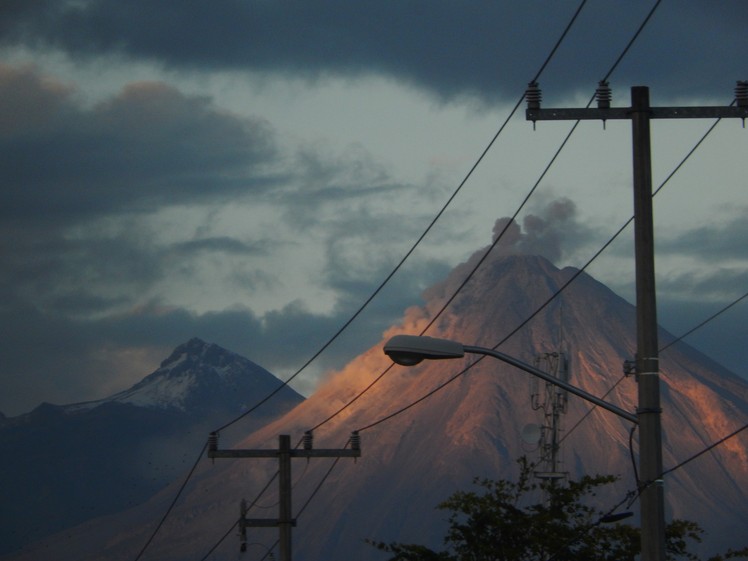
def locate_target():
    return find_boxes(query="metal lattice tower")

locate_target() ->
[530,351,569,484]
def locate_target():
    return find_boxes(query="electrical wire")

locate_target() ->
[129,2,592,552]
[310,0,668,437]
[308,364,395,432]
[132,442,207,561]
[627,418,748,512]
[530,277,748,489]
[197,520,238,561]
[523,414,748,561]
[352,210,631,434]
[210,0,590,438]
[659,289,748,354]
[203,455,345,560]
[298,27,748,561]
[302,0,591,434]
[191,6,600,555]
[198,8,605,552]
[542,418,748,561]
[348,80,735,443]
[140,2,748,558]
[542,489,638,561]
[197,470,280,560]
[662,421,748,477]
[397,0,662,346]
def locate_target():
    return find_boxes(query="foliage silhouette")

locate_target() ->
[368,459,748,561]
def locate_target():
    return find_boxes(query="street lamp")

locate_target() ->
[383,334,637,424]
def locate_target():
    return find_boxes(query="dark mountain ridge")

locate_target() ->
[0,337,303,556]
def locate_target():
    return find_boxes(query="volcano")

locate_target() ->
[6,248,748,561]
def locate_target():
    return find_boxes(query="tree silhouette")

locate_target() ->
[368,459,748,561]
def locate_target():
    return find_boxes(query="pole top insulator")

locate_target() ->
[303,430,313,450]
[526,81,542,110]
[736,80,748,108]
[350,430,361,452]
[596,80,612,109]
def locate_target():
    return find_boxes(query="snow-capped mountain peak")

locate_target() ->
[108,337,296,413]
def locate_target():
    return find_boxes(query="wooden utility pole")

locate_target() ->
[208,431,361,561]
[526,80,747,561]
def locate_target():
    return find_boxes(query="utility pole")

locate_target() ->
[208,431,361,561]
[526,80,748,561]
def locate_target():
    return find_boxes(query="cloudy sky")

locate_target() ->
[1,1,747,416]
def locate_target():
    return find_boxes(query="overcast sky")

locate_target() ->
[1,1,747,416]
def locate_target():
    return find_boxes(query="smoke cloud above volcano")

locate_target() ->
[493,198,587,263]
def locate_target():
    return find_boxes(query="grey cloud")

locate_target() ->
[170,237,267,257]
[0,227,161,315]
[2,1,745,103]
[658,216,748,262]
[0,62,290,322]
[658,268,748,303]
[0,65,279,225]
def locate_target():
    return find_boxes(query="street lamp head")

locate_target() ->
[599,511,635,524]
[383,335,465,366]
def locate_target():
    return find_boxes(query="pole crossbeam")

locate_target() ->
[527,106,748,122]
[208,449,361,459]
[525,83,745,561]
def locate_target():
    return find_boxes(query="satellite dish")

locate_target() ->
[521,423,542,445]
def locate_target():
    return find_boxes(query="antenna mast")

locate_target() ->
[530,349,569,484]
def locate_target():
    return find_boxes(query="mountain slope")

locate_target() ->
[6,253,748,561]
[0,338,303,556]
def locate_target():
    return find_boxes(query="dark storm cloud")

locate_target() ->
[1,232,163,316]
[0,62,286,321]
[2,1,746,103]
[658,268,748,303]
[0,64,279,225]
[658,216,748,262]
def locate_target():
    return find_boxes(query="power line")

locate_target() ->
[189,5,600,557]
[350,104,733,454]
[306,0,667,436]
[533,282,748,480]
[659,289,748,354]
[197,471,280,561]
[211,0,590,437]
[129,6,590,553]
[197,520,239,561]
[541,418,748,561]
[132,442,207,561]
[132,2,705,557]
[351,80,739,436]
[201,100,742,561]
[662,421,748,477]
[403,0,665,344]
[297,0,592,435]
[301,85,744,561]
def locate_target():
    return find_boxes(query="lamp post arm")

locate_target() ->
[463,346,637,424]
